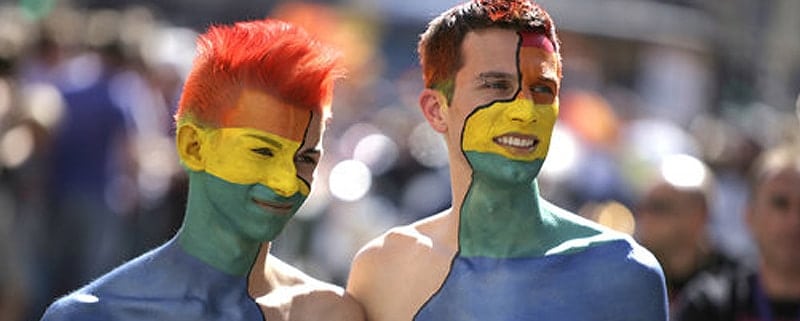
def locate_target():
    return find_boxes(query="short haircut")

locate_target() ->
[175,19,343,127]
[417,0,561,102]
[748,143,800,198]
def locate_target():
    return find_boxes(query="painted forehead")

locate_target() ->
[221,89,314,142]
[519,31,554,53]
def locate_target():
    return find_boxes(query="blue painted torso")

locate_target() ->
[415,238,667,321]
[40,238,264,321]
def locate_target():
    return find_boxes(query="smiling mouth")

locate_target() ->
[252,198,294,214]
[493,133,539,152]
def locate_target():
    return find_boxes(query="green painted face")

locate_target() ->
[179,89,324,243]
[193,170,306,241]
[462,97,557,183]
[193,124,315,241]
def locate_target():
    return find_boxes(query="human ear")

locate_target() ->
[176,123,205,172]
[419,88,448,133]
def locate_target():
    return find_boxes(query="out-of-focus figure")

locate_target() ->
[635,154,738,316]
[675,144,800,321]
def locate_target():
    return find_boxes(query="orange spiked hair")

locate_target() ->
[175,19,343,127]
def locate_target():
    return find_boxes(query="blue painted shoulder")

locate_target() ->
[40,293,109,321]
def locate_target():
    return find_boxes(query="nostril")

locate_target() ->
[510,116,537,123]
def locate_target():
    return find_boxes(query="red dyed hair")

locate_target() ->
[175,19,343,127]
[418,0,560,102]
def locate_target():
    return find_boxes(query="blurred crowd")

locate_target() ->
[0,1,798,320]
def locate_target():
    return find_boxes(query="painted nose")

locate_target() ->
[505,95,537,123]
[264,169,299,198]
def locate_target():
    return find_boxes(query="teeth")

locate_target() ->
[497,136,535,148]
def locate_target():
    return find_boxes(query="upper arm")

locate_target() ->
[290,288,366,321]
[619,244,669,320]
[327,292,366,321]
[40,296,107,321]
[347,230,424,321]
[346,237,395,321]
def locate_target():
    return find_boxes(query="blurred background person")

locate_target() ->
[634,154,739,315]
[675,143,800,321]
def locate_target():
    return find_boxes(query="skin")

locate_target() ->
[349,26,666,321]
[746,166,800,299]
[347,28,588,321]
[635,181,709,283]
[179,88,364,321]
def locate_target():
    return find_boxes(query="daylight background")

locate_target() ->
[0,0,798,320]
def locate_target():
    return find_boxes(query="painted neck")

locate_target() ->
[458,169,554,258]
[178,174,261,277]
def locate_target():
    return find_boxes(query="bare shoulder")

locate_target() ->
[257,255,365,321]
[347,211,456,321]
[351,211,455,274]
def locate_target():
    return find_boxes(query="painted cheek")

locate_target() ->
[533,102,558,159]
[462,99,558,161]
[202,129,309,198]
[257,157,307,198]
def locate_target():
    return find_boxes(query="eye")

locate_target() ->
[769,195,790,211]
[481,80,513,91]
[294,154,319,166]
[251,147,274,157]
[531,85,554,95]
[529,84,556,104]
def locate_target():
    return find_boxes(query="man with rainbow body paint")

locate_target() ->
[41,19,364,321]
[346,1,669,320]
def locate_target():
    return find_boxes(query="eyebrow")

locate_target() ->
[477,71,515,82]
[538,75,558,87]
[245,134,283,148]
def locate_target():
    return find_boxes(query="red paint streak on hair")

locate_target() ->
[520,31,554,53]
[176,19,343,126]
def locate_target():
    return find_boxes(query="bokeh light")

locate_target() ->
[329,159,372,202]
[140,26,197,78]
[338,122,380,158]
[660,154,707,189]
[541,124,581,180]
[408,122,448,168]
[0,79,10,120]
[23,83,64,129]
[624,118,699,163]
[353,133,399,175]
[0,125,34,168]
[595,201,636,236]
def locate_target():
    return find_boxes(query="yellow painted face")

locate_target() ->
[459,34,560,162]
[178,88,323,198]
[198,127,310,197]
[463,98,558,161]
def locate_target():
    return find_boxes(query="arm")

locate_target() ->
[280,287,366,321]
[40,295,107,321]
[619,242,670,321]
[347,227,446,321]
[347,236,407,321]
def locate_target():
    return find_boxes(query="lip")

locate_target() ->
[492,133,539,153]
[252,198,294,215]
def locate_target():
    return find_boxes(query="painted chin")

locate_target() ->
[492,133,539,156]
[252,198,295,215]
